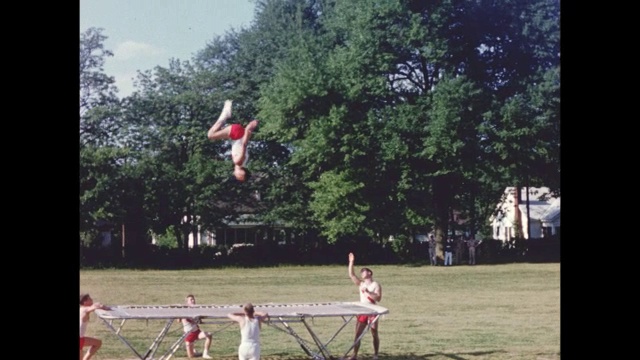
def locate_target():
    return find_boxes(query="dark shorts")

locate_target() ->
[80,337,85,350]
[229,124,245,140]
[185,329,201,343]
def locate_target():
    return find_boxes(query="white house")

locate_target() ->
[152,213,291,249]
[489,187,560,242]
[185,214,288,248]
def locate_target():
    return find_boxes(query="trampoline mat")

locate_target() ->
[96,301,388,320]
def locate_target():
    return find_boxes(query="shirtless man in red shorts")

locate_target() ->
[207,100,258,182]
[80,293,110,360]
[347,252,382,360]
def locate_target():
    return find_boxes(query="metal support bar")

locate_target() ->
[143,319,175,359]
[301,317,334,360]
[266,315,365,360]
[100,318,180,360]
[274,317,321,359]
[158,328,190,360]
[96,303,388,360]
[99,317,144,359]
[340,314,380,359]
[325,315,354,348]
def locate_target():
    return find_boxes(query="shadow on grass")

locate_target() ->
[106,349,548,360]
[341,350,509,360]
[257,350,509,360]
[424,350,507,359]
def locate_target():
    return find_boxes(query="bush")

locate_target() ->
[79,234,559,269]
[226,243,259,266]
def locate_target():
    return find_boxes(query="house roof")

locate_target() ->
[540,198,560,223]
[490,187,560,225]
[222,214,289,228]
[518,202,552,220]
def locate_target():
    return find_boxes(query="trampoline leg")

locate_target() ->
[341,315,380,360]
[100,317,145,359]
[277,317,323,359]
[158,329,190,360]
[301,317,334,360]
[325,316,353,347]
[144,319,175,359]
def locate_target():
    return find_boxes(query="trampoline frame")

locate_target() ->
[96,301,388,360]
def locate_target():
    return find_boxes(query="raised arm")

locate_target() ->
[254,311,270,324]
[348,252,361,286]
[227,312,246,325]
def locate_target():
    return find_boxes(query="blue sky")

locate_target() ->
[80,0,257,98]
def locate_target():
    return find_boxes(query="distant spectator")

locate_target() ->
[466,237,482,265]
[428,234,437,266]
[444,237,454,266]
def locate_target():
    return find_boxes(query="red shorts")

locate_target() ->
[185,329,201,343]
[229,124,245,140]
[79,337,85,350]
[357,315,375,323]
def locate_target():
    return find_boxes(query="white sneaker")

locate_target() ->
[202,354,213,359]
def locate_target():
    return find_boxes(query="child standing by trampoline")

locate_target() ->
[228,303,270,360]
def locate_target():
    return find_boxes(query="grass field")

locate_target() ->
[79,262,560,360]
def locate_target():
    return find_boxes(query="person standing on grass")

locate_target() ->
[80,293,111,360]
[466,236,482,265]
[444,236,454,266]
[180,294,213,359]
[428,234,437,266]
[228,302,270,360]
[347,252,382,360]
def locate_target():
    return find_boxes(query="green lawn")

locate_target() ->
[80,263,560,360]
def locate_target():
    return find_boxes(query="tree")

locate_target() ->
[256,0,559,251]
[80,27,121,147]
[79,0,560,264]
[80,27,124,244]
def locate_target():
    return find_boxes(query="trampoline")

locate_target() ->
[96,301,389,360]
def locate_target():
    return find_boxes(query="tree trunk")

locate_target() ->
[525,178,531,239]
[175,225,184,250]
[432,174,454,261]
